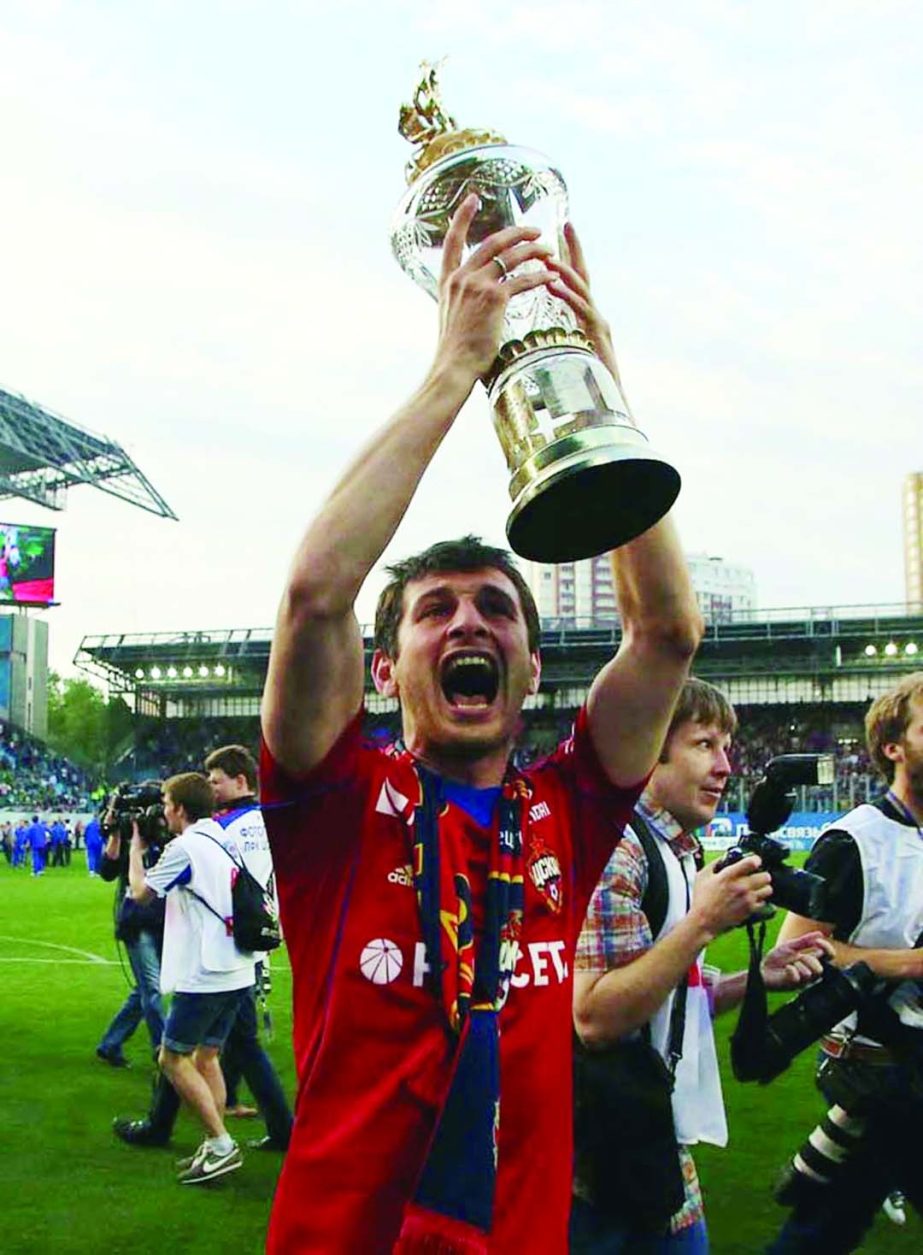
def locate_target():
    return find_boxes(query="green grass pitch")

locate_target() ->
[1,855,920,1252]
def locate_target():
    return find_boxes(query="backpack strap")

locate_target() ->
[200,830,244,870]
[629,810,669,941]
[628,808,689,1077]
[180,831,240,934]
[183,884,232,935]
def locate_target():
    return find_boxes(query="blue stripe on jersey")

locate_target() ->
[214,802,261,829]
[163,864,193,892]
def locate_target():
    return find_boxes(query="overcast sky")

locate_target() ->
[1,1,920,677]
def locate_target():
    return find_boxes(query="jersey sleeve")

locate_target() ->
[804,828,863,938]
[259,707,372,886]
[575,827,653,974]
[541,706,650,909]
[144,839,192,898]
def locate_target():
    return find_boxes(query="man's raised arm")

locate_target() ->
[261,196,556,777]
[586,513,702,786]
[547,226,703,787]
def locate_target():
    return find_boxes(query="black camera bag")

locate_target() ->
[574,1025,686,1231]
[573,813,688,1232]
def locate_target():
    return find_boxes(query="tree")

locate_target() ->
[46,672,133,778]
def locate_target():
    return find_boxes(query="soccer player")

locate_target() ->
[260,199,703,1251]
[27,814,47,877]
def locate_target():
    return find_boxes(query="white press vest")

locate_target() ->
[644,826,728,1148]
[828,802,923,1042]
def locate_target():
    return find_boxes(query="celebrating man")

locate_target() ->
[260,198,703,1252]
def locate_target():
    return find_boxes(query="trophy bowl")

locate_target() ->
[391,68,680,562]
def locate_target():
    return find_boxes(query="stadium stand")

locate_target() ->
[73,602,923,816]
[0,719,95,809]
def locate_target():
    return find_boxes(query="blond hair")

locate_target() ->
[865,672,923,782]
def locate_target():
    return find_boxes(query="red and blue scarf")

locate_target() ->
[396,761,527,1253]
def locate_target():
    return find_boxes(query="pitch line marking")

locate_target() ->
[0,957,120,965]
[0,934,112,964]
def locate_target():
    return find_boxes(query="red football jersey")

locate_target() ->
[261,708,643,1254]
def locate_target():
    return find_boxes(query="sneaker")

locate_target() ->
[246,1135,289,1152]
[96,1047,130,1069]
[177,1141,242,1184]
[113,1117,170,1148]
[175,1144,204,1173]
[883,1191,906,1226]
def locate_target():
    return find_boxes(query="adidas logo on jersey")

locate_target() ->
[387,864,413,887]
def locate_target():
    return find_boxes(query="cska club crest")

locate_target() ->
[527,832,564,915]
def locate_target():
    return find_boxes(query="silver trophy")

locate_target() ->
[390,65,680,562]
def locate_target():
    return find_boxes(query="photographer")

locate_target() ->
[113,746,292,1154]
[767,673,923,1254]
[129,771,255,1185]
[573,680,830,1253]
[95,786,166,1067]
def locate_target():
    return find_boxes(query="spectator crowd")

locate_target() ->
[0,718,96,809]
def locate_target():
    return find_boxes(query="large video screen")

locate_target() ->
[0,522,56,606]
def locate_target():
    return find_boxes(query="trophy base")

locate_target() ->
[506,430,681,562]
[488,343,680,562]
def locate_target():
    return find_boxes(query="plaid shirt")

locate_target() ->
[575,793,707,1233]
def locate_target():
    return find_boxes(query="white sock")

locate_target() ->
[207,1133,234,1155]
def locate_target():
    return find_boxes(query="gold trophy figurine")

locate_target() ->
[390,64,680,563]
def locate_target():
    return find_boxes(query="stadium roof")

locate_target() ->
[0,386,176,518]
[76,603,923,699]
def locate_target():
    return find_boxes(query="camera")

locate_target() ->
[772,982,923,1207]
[102,781,166,844]
[731,957,880,1084]
[716,753,834,918]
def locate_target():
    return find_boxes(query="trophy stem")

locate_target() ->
[488,346,680,562]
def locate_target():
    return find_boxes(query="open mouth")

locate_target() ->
[440,652,500,709]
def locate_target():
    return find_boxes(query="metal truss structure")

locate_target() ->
[0,386,176,519]
[76,603,923,715]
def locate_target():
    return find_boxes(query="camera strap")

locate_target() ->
[746,917,768,969]
[729,918,771,1080]
[630,809,689,1078]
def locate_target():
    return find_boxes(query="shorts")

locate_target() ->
[162,986,252,1053]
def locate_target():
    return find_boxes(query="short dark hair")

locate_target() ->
[204,744,257,792]
[661,678,737,760]
[373,535,541,658]
[865,672,923,782]
[164,772,215,822]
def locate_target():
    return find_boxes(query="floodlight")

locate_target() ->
[150,666,162,679]
[167,666,177,678]
[907,642,919,656]
[134,667,145,679]
[864,645,877,657]
[182,665,193,678]
[884,642,898,657]
[214,664,226,677]
[198,665,209,677]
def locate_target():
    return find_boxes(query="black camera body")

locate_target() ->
[732,957,881,1085]
[103,781,166,844]
[716,753,834,919]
